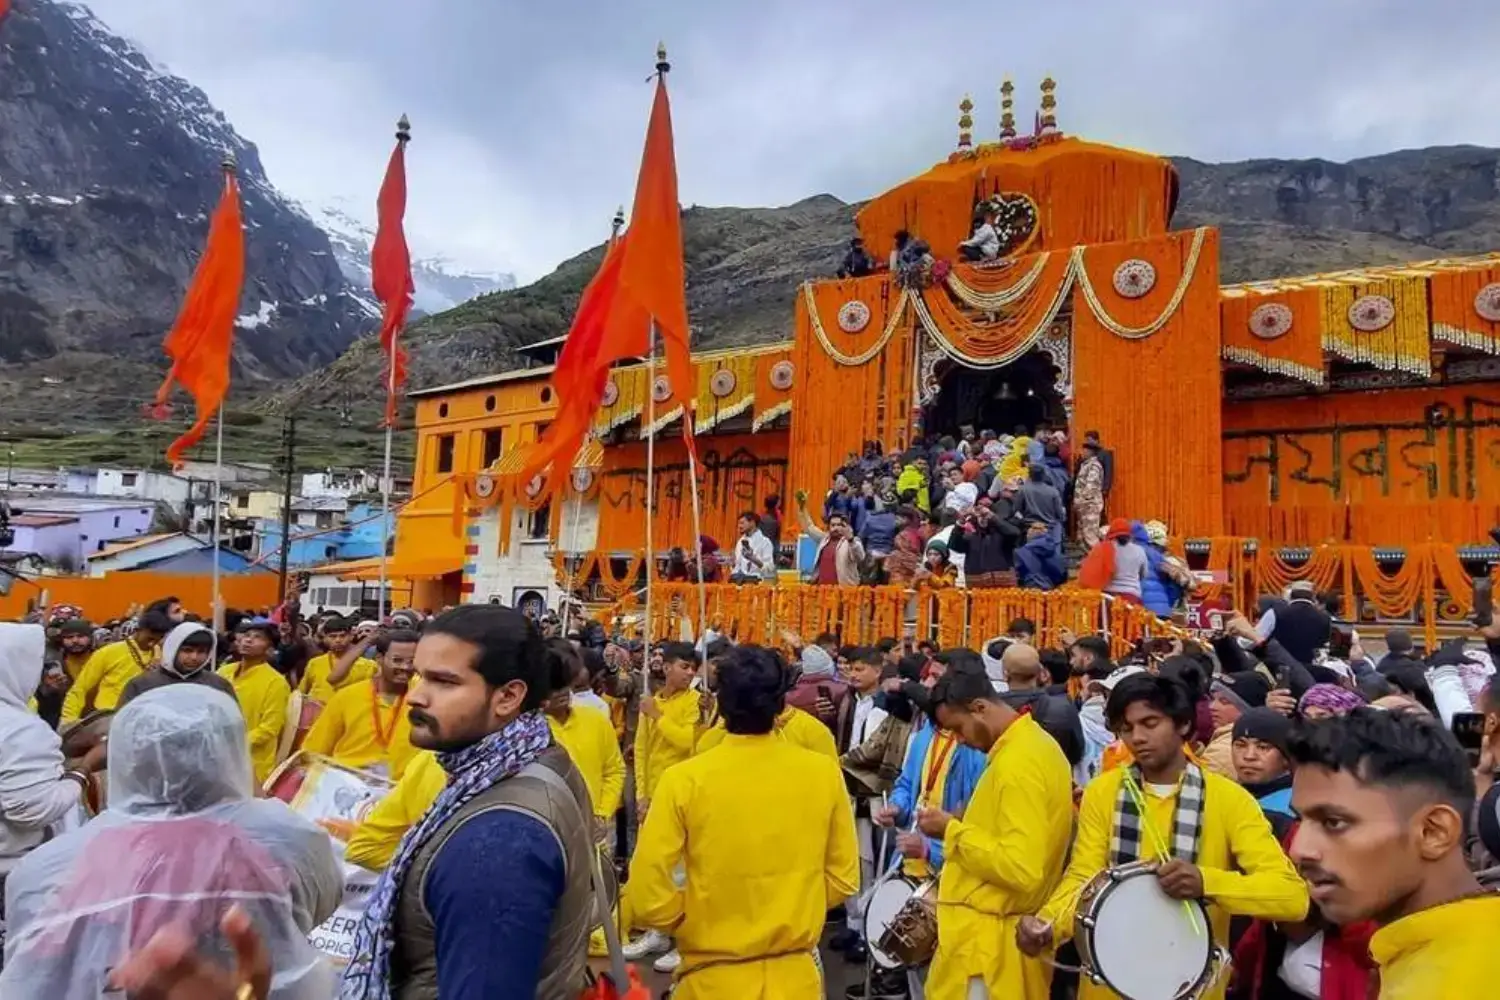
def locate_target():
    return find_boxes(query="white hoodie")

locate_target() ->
[0,623,82,874]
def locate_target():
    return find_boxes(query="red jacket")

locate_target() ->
[1232,824,1377,1000]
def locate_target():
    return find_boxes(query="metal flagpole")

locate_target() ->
[378,402,393,620]
[378,114,411,621]
[643,326,657,663]
[211,408,224,632]
[686,444,709,665]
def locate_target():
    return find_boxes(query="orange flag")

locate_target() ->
[516,68,696,487]
[152,170,245,466]
[372,128,414,427]
[0,2,10,24]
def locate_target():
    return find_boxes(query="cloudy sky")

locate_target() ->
[85,0,1500,284]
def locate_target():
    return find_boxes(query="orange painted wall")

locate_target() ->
[1222,384,1500,545]
[399,375,558,591]
[595,432,789,552]
[0,572,281,620]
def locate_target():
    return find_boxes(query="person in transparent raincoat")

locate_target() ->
[1,684,342,999]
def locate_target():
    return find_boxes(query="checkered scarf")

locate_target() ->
[1108,760,1205,866]
[337,711,553,1000]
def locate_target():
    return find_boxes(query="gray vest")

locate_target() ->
[390,744,594,1000]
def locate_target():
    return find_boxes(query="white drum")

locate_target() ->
[863,875,920,970]
[1074,861,1225,999]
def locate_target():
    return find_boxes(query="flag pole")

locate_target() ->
[210,153,235,636]
[378,114,411,622]
[643,325,657,656]
[560,205,626,639]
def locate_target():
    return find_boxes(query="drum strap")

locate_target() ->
[1108,762,1205,866]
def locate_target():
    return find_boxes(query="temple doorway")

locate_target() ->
[922,349,1067,440]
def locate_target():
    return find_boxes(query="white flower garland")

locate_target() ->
[1071,227,1209,340]
[942,251,1053,311]
[803,282,910,366]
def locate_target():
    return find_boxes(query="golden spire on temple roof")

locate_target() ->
[1039,76,1058,134]
[999,79,1016,140]
[957,94,975,150]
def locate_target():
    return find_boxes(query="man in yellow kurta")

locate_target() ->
[914,664,1074,999]
[1019,673,1307,1000]
[59,611,171,724]
[632,641,699,815]
[300,628,420,781]
[1287,706,1499,998]
[217,620,292,785]
[629,644,859,999]
[297,616,378,704]
[694,703,838,758]
[543,645,625,825]
[342,750,446,870]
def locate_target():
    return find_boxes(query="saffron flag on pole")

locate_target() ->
[516,56,696,486]
[152,167,245,466]
[373,118,414,427]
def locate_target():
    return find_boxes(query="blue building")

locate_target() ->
[255,501,393,571]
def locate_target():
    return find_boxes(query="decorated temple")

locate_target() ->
[382,80,1500,643]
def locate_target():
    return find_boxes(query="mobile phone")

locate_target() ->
[1451,712,1486,767]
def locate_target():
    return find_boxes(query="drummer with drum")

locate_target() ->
[908,664,1075,999]
[870,656,987,998]
[1018,674,1308,1000]
[300,629,422,781]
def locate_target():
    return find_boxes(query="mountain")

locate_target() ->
[0,1,370,441]
[309,197,515,316]
[286,145,1500,425]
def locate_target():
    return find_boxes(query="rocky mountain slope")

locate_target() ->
[310,198,515,317]
[0,1,369,439]
[288,144,1500,428]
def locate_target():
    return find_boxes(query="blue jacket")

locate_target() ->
[1130,523,1178,616]
[888,719,987,871]
[859,508,897,555]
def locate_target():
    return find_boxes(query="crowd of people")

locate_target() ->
[1,577,1497,999]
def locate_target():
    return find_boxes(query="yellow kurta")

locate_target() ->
[633,686,699,802]
[345,750,447,871]
[549,704,626,819]
[629,733,859,999]
[298,652,379,705]
[1370,894,1500,998]
[1038,761,1309,1000]
[694,706,839,759]
[928,715,1074,1000]
[299,678,417,780]
[59,637,155,722]
[218,661,292,785]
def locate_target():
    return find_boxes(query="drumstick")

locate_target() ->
[1118,770,1205,938]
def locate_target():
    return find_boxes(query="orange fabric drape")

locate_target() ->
[1071,228,1224,537]
[1430,260,1500,355]
[1220,286,1326,385]
[855,137,1175,266]
[788,277,914,502]
[153,172,244,466]
[1222,385,1500,545]
[915,250,1073,366]
[594,432,788,554]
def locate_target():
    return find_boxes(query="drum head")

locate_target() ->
[1088,870,1212,999]
[863,877,916,970]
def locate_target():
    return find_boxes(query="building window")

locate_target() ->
[316,512,334,529]
[237,495,249,509]
[113,515,120,528]
[482,429,504,468]
[97,540,106,551]
[528,502,551,540]
[485,394,497,412]
[324,544,337,558]
[436,434,456,474]
[121,473,138,487]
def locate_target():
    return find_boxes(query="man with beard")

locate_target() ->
[1288,708,1496,997]
[338,605,594,1000]
[1018,675,1307,999]
[32,618,96,729]
[60,608,172,725]
[303,629,421,780]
